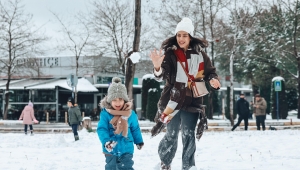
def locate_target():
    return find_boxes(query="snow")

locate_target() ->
[130,52,141,64]
[1,128,300,169]
[272,76,285,82]
[142,73,155,80]
[82,117,91,120]
[149,88,158,92]
[26,78,98,92]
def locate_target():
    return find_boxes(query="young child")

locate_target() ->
[19,102,39,135]
[97,77,144,170]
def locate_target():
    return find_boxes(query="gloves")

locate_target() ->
[136,142,144,150]
[78,121,83,126]
[68,122,71,126]
[159,113,170,124]
[105,141,117,152]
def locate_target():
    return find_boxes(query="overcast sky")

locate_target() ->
[20,0,93,56]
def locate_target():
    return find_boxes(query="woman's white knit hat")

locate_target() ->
[106,77,129,103]
[174,17,194,36]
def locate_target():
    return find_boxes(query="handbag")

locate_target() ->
[174,53,209,98]
[190,81,209,97]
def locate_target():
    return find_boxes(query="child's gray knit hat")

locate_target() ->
[106,77,129,103]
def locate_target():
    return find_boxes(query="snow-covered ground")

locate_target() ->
[0,129,299,170]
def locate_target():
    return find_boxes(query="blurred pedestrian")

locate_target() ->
[67,97,82,141]
[19,102,39,135]
[231,93,250,131]
[253,94,267,131]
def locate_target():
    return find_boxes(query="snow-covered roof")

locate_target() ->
[26,78,98,92]
[0,79,50,90]
[142,74,155,80]
[272,76,285,82]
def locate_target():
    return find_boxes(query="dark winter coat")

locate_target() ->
[154,47,219,118]
[254,98,267,116]
[236,98,250,117]
[68,106,82,125]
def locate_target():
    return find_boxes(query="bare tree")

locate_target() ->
[52,12,91,103]
[197,0,230,119]
[216,0,261,125]
[90,0,134,76]
[0,0,47,119]
[125,0,141,100]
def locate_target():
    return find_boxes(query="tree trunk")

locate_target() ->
[298,63,300,119]
[125,59,135,100]
[4,77,11,120]
[229,51,235,126]
[125,0,141,101]
[75,57,79,103]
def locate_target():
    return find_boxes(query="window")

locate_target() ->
[9,90,29,102]
[32,90,56,102]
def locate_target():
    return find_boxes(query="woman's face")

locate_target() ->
[176,31,191,51]
[111,98,125,111]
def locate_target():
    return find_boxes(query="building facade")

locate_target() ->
[0,56,154,121]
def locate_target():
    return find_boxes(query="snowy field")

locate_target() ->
[0,130,300,170]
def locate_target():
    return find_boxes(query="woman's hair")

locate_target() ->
[161,34,208,53]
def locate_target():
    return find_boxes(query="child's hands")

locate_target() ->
[123,101,132,110]
[105,141,118,152]
[136,142,144,150]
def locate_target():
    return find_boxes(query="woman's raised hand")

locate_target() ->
[149,49,165,71]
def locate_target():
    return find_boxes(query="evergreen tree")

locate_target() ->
[141,76,160,119]
[146,88,160,121]
[286,88,298,110]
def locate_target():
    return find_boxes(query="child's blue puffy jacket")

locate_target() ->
[97,108,143,156]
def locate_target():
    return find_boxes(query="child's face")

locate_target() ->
[111,98,125,111]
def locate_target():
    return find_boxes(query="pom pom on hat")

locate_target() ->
[28,102,33,107]
[106,77,129,103]
[175,17,194,36]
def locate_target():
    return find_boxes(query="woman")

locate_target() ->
[19,102,39,135]
[149,18,221,170]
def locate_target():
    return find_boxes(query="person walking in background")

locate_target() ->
[67,97,82,141]
[231,93,250,131]
[253,94,267,131]
[97,77,144,170]
[149,17,220,170]
[19,102,39,135]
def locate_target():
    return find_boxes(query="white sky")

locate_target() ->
[1,127,299,170]
[21,0,93,56]
[22,0,91,37]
